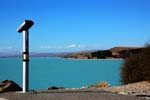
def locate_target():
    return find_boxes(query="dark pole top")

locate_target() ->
[17,20,34,33]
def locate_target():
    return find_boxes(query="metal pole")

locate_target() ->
[17,20,33,93]
[22,30,29,93]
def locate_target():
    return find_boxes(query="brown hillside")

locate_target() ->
[110,47,140,53]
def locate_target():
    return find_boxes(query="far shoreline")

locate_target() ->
[66,57,124,60]
[0,56,124,60]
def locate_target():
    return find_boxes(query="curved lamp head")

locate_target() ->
[17,20,34,33]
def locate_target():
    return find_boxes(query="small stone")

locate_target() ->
[118,91,128,95]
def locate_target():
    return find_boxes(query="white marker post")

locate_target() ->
[17,20,34,93]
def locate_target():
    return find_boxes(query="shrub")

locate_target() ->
[96,82,109,88]
[121,44,150,84]
[89,81,109,88]
[91,50,112,59]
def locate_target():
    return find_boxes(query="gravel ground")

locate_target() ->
[0,81,150,100]
[0,89,147,100]
[102,81,150,99]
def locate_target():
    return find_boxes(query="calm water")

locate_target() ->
[0,57,123,90]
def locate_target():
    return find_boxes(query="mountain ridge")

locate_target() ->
[0,46,142,59]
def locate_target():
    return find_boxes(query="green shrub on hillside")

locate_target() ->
[91,50,112,59]
[121,44,150,84]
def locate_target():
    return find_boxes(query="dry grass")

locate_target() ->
[89,81,109,88]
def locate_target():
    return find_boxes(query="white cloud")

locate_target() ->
[0,46,12,50]
[40,45,63,49]
[66,44,77,48]
[39,44,99,52]
[0,46,20,52]
[40,46,53,49]
[40,44,81,49]
[0,46,13,51]
[66,44,89,49]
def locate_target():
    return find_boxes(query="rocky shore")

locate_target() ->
[0,80,22,93]
[102,81,150,99]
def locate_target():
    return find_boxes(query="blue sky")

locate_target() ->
[0,0,150,52]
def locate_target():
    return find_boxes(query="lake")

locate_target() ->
[0,57,123,90]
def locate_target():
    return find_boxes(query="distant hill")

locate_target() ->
[0,52,72,58]
[63,46,142,59]
[30,52,72,57]
[110,47,142,58]
[0,52,21,58]
[0,46,142,59]
[63,52,92,59]
[110,47,140,53]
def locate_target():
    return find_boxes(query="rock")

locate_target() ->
[48,86,64,90]
[0,80,22,93]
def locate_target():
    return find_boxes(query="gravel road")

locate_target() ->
[0,89,147,100]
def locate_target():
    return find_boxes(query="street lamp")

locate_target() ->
[17,20,34,93]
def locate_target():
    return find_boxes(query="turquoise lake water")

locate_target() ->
[0,57,123,90]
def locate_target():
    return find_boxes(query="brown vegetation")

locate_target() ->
[121,44,150,84]
[89,81,109,88]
